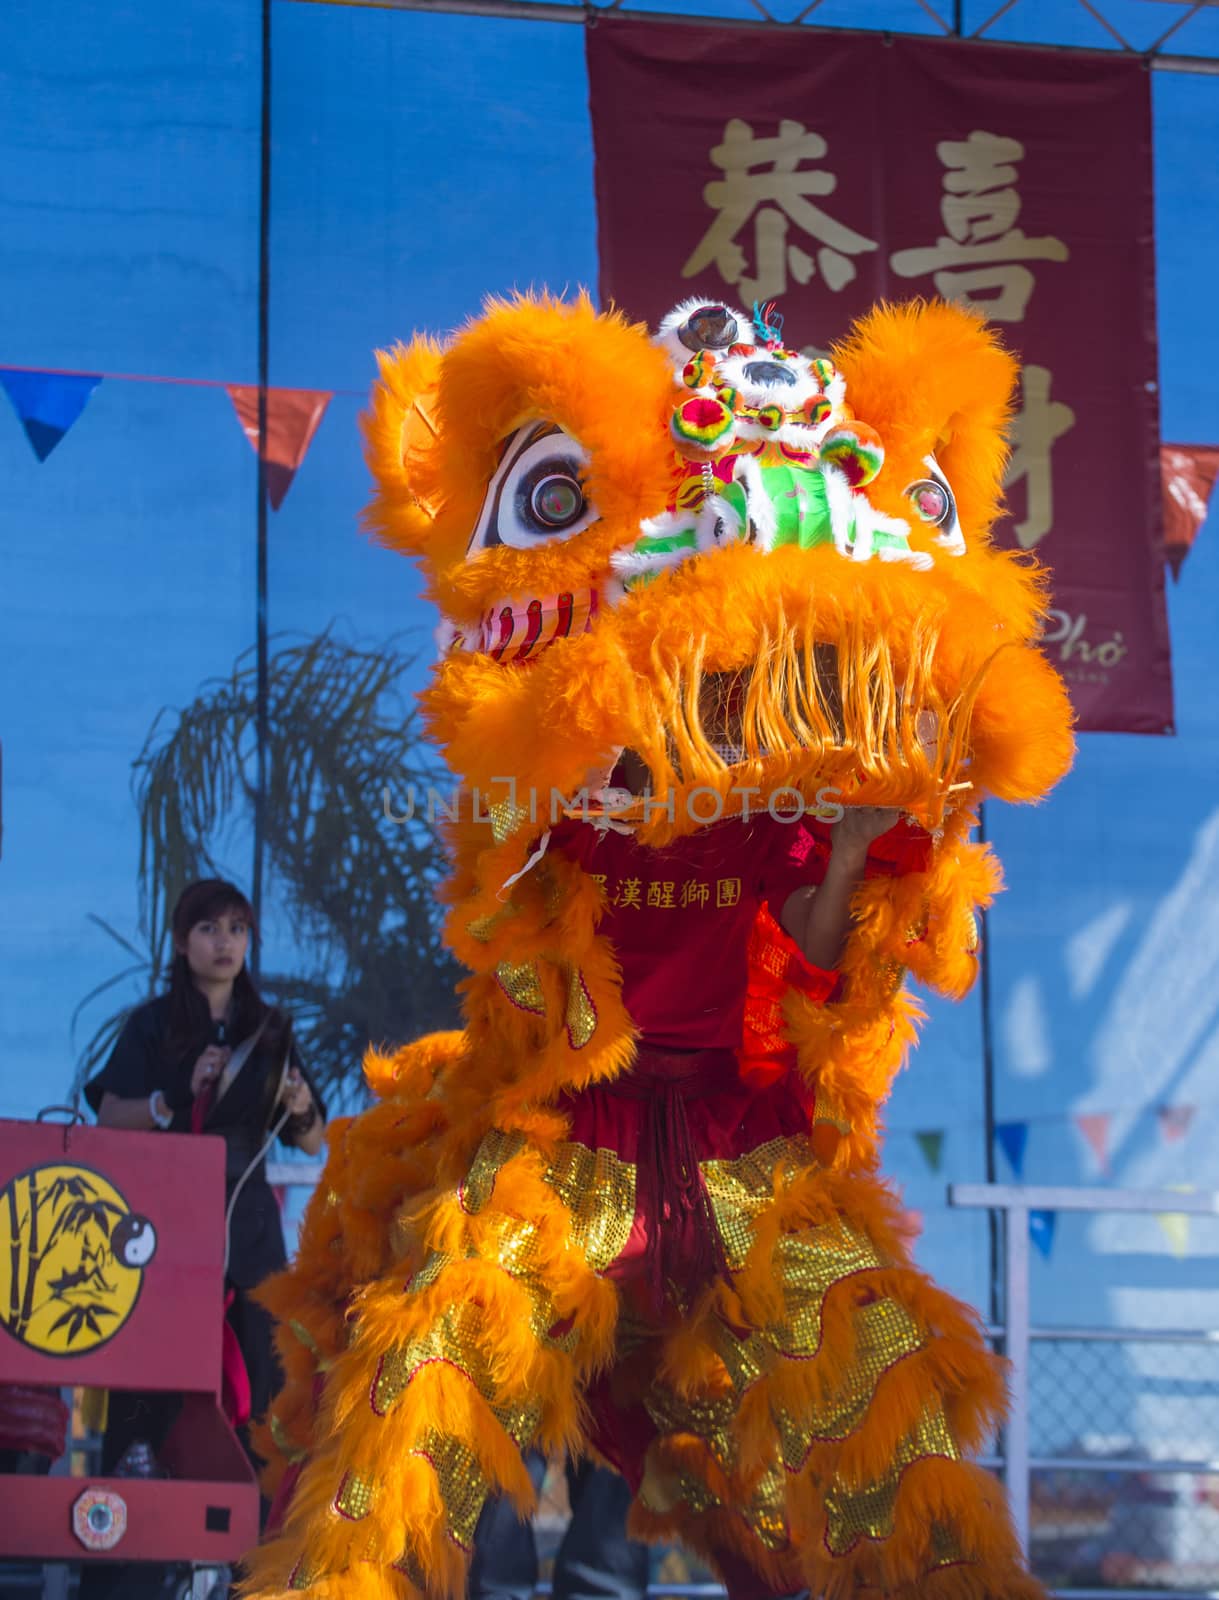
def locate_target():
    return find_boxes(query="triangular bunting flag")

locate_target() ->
[995,1121,1028,1178]
[914,1130,945,1174]
[227,385,332,509]
[1161,444,1219,580]
[1029,1209,1057,1260]
[1074,1112,1112,1175]
[1,368,102,461]
[1155,1211,1190,1258]
[1157,1104,1196,1143]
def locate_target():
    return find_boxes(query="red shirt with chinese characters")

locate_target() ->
[552,815,829,1051]
[552,814,932,1052]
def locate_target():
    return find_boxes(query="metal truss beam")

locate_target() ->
[284,0,1219,72]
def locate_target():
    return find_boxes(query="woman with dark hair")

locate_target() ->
[82,879,324,1562]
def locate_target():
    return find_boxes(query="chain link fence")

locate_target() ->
[1027,1334,1219,1591]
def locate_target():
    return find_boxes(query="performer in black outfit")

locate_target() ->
[469,1453,650,1600]
[81,878,324,1596]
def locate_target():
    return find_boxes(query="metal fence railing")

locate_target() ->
[949,1183,1219,1600]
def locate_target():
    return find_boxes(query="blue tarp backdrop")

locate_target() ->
[1,0,1218,1349]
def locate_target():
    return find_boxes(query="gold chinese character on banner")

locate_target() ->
[716,877,742,908]
[889,131,1068,323]
[684,118,878,303]
[1004,365,1076,549]
[647,880,677,909]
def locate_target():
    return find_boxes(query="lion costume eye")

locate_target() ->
[907,479,952,526]
[905,456,964,555]
[528,472,585,529]
[468,422,597,554]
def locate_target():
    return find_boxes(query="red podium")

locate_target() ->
[0,1118,260,1567]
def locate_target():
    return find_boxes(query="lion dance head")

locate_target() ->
[359,290,1072,1153]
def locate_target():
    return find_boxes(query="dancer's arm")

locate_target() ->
[780,808,900,970]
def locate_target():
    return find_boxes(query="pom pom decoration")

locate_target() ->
[682,352,719,389]
[802,393,833,429]
[670,394,736,459]
[818,420,885,487]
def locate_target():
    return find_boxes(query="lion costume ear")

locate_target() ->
[362,336,446,557]
[833,300,1018,543]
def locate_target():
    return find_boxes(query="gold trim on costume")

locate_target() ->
[638,1442,791,1554]
[878,956,906,996]
[701,1135,818,1269]
[410,1429,491,1552]
[287,1318,328,1367]
[467,903,517,943]
[770,1298,927,1466]
[564,965,598,1049]
[495,959,547,1015]
[287,1555,321,1591]
[544,1141,637,1274]
[459,1130,638,1277]
[822,1402,960,1555]
[488,796,528,845]
[906,899,931,945]
[334,1469,375,1522]
[460,1129,527,1214]
[268,1411,306,1464]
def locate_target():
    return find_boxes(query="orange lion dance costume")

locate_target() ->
[244,294,1074,1600]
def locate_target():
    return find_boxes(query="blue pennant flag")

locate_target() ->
[995,1120,1029,1178]
[1029,1209,1057,1259]
[1,368,102,461]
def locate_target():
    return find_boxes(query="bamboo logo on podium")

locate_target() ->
[0,1165,157,1355]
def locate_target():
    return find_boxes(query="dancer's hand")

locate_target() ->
[829,805,900,867]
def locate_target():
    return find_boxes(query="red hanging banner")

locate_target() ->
[588,24,1171,734]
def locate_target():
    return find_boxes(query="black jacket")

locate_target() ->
[84,993,325,1286]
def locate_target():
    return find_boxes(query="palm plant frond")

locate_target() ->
[74,627,460,1102]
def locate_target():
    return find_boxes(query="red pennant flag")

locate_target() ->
[1161,444,1219,580]
[227,385,332,510]
[1074,1112,1112,1175]
[1157,1104,1196,1143]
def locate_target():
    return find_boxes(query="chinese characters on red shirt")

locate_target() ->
[590,873,744,910]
